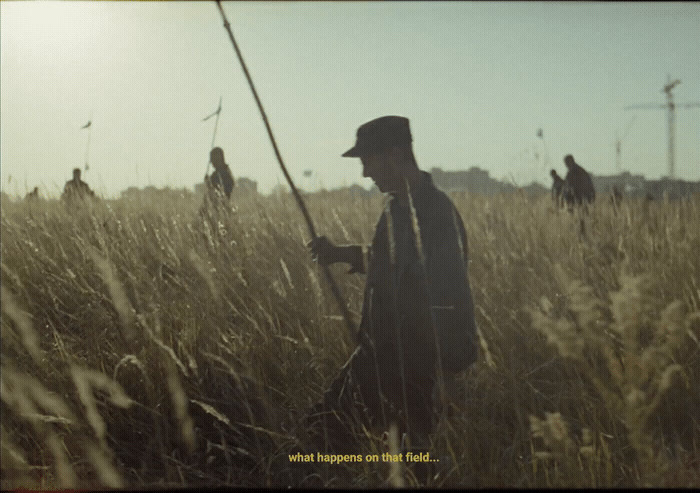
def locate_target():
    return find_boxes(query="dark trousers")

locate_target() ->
[307,337,436,455]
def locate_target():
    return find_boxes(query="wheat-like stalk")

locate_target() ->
[1,191,697,487]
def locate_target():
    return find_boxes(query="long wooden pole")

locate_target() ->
[203,96,222,178]
[215,1,356,340]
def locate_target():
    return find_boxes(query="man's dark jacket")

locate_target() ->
[361,171,477,374]
[564,163,595,205]
[311,171,478,453]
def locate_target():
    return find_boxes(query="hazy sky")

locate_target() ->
[2,1,699,198]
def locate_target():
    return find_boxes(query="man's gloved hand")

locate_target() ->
[308,236,341,266]
[309,236,365,273]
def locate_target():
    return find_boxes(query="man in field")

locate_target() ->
[306,116,478,468]
[200,147,235,219]
[206,147,235,200]
[562,154,595,208]
[25,186,40,201]
[62,168,95,205]
[550,169,565,207]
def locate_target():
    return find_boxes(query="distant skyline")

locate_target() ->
[2,1,699,198]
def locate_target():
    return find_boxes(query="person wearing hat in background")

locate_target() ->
[306,116,478,482]
[550,169,565,207]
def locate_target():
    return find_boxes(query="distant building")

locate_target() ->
[592,172,700,199]
[237,177,258,194]
[645,177,700,200]
[120,186,141,199]
[428,167,700,200]
[430,167,515,195]
[347,183,378,198]
[120,185,194,201]
[592,171,646,197]
[520,182,549,197]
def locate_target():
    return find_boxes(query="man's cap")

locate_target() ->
[342,116,412,157]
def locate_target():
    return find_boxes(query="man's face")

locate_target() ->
[360,148,400,193]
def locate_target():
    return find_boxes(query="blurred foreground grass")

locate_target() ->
[2,189,699,488]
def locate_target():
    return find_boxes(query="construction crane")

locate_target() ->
[624,75,700,179]
[614,115,636,172]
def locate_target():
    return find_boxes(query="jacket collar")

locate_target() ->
[389,170,434,207]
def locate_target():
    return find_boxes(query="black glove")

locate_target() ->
[308,236,340,266]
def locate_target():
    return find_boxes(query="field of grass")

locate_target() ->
[2,187,699,488]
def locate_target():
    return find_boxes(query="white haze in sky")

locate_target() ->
[1,1,699,198]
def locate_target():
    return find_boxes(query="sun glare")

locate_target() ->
[2,1,109,70]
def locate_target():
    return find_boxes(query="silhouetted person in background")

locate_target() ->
[62,168,95,204]
[306,116,478,482]
[562,154,595,208]
[206,147,234,200]
[200,147,235,220]
[25,187,40,201]
[550,169,565,207]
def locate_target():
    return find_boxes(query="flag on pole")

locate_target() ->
[202,97,222,122]
[82,119,92,171]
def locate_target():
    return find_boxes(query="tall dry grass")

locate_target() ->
[1,188,698,488]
